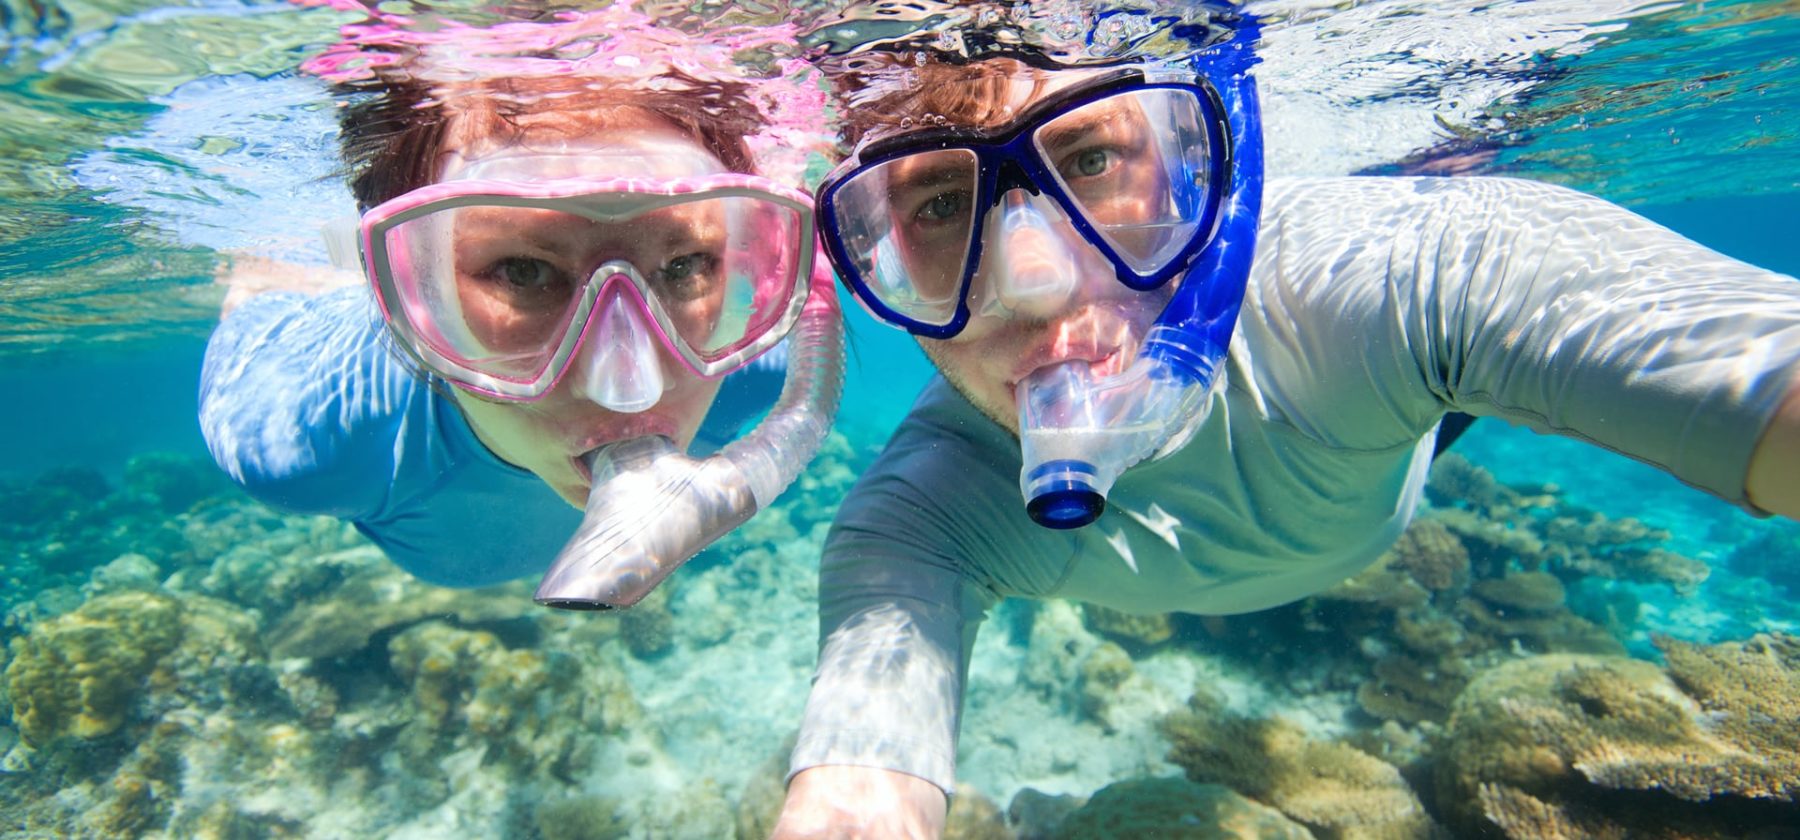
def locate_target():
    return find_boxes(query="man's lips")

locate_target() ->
[1008,348,1125,389]
[1006,317,1140,390]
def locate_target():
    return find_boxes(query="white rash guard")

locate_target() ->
[788,176,1800,793]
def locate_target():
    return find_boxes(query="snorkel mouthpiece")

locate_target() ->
[534,260,845,609]
[1016,33,1265,530]
[534,438,757,609]
[1018,338,1220,529]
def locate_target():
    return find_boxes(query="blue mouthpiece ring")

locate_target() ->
[1027,486,1105,528]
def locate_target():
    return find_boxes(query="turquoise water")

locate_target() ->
[2,1,1798,837]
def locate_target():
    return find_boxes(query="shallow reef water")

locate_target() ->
[2,0,1798,837]
[3,430,1799,838]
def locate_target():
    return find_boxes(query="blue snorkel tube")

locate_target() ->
[1018,25,1264,529]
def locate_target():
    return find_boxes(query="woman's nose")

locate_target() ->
[572,278,666,413]
[974,190,1081,319]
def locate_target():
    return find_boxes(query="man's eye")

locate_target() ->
[914,191,970,224]
[1065,147,1117,179]
[490,257,566,291]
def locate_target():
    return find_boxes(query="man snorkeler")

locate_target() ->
[774,4,1800,837]
[200,6,841,607]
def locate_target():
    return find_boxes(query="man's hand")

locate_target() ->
[771,765,947,840]
[1747,373,1800,519]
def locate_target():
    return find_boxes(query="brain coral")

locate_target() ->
[4,592,184,745]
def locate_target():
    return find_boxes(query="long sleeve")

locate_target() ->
[789,380,1077,794]
[198,287,413,520]
[1240,176,1800,508]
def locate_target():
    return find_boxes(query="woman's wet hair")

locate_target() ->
[335,71,763,210]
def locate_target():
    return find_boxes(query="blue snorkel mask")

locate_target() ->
[816,17,1263,529]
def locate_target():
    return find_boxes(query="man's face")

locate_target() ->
[885,67,1179,434]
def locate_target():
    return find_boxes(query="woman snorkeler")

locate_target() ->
[200,4,841,607]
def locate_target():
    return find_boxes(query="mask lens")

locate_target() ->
[376,191,808,385]
[830,149,979,327]
[383,204,589,382]
[1034,87,1213,276]
[659,195,805,363]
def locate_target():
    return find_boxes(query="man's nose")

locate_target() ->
[975,190,1081,319]
[573,277,666,413]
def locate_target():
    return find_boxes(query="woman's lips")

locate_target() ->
[568,414,681,484]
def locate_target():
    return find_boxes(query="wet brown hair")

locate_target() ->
[335,69,764,209]
[821,55,1057,152]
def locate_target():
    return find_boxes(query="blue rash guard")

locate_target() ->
[197,285,783,587]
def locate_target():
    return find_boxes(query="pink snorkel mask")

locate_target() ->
[309,2,843,609]
[357,167,818,409]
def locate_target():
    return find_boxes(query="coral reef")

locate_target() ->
[733,737,794,840]
[1021,601,1104,704]
[534,793,629,840]
[1382,519,1471,593]
[1008,788,1087,840]
[1051,777,1315,839]
[944,783,1012,840]
[261,556,536,660]
[618,582,676,659]
[1161,693,1443,839]
[1725,520,1800,597]
[1435,639,1800,838]
[1081,604,1174,648]
[121,452,230,515]
[1238,454,1717,730]
[6,592,186,745]
[1428,454,1708,594]
[4,415,1790,840]
[1076,641,1135,729]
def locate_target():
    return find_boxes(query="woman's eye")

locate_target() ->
[491,257,565,291]
[914,191,969,225]
[657,253,716,299]
[1066,147,1116,179]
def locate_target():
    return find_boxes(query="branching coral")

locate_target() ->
[1051,777,1316,839]
[1725,521,1800,596]
[1425,453,1519,518]
[1161,695,1442,838]
[1382,518,1471,594]
[1082,603,1174,647]
[1436,643,1800,838]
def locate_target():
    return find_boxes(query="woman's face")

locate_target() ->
[440,110,730,506]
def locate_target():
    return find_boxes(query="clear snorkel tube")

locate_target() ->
[1018,37,1265,530]
[534,256,844,609]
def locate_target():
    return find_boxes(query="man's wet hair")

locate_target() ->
[803,0,1247,151]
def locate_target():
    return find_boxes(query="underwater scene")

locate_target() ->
[2,0,1798,837]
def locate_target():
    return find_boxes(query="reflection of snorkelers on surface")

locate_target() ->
[200,5,841,607]
[773,3,1800,837]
